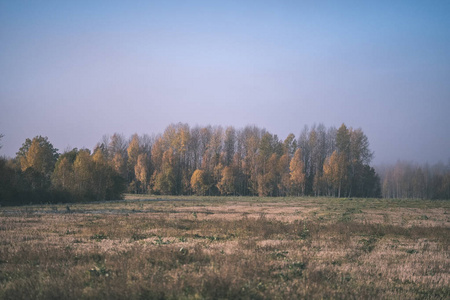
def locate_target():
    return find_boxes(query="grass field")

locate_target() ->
[0,195,449,299]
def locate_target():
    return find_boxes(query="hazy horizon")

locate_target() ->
[1,1,449,165]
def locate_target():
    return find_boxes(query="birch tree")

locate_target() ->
[290,148,305,196]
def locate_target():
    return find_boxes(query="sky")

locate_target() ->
[1,0,449,165]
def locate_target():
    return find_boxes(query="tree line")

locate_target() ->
[91,123,380,198]
[377,161,450,200]
[0,136,125,205]
[0,123,384,205]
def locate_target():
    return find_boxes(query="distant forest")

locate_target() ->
[0,123,449,205]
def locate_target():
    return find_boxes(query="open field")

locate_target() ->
[0,196,449,299]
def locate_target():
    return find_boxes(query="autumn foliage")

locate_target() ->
[3,122,448,204]
[1,137,125,205]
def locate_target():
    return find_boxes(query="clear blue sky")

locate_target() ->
[1,0,449,164]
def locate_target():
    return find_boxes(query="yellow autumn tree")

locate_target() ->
[92,148,110,200]
[51,148,78,193]
[107,133,127,179]
[127,134,140,181]
[18,136,58,189]
[190,169,209,195]
[67,148,124,201]
[111,152,127,178]
[73,149,93,196]
[52,157,73,190]
[278,153,291,196]
[135,153,149,193]
[323,150,347,197]
[290,148,305,196]
[217,166,237,195]
[258,153,278,196]
[152,149,176,195]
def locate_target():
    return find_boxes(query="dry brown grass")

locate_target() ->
[0,196,449,299]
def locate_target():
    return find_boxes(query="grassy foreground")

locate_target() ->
[0,196,449,299]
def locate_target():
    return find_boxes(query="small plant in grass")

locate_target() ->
[131,232,147,241]
[331,260,342,266]
[359,236,378,253]
[339,208,362,222]
[289,261,307,272]
[206,235,221,242]
[406,249,419,254]
[90,233,108,241]
[271,250,289,260]
[89,265,110,277]
[299,222,310,240]
[90,253,104,263]
[154,236,171,245]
